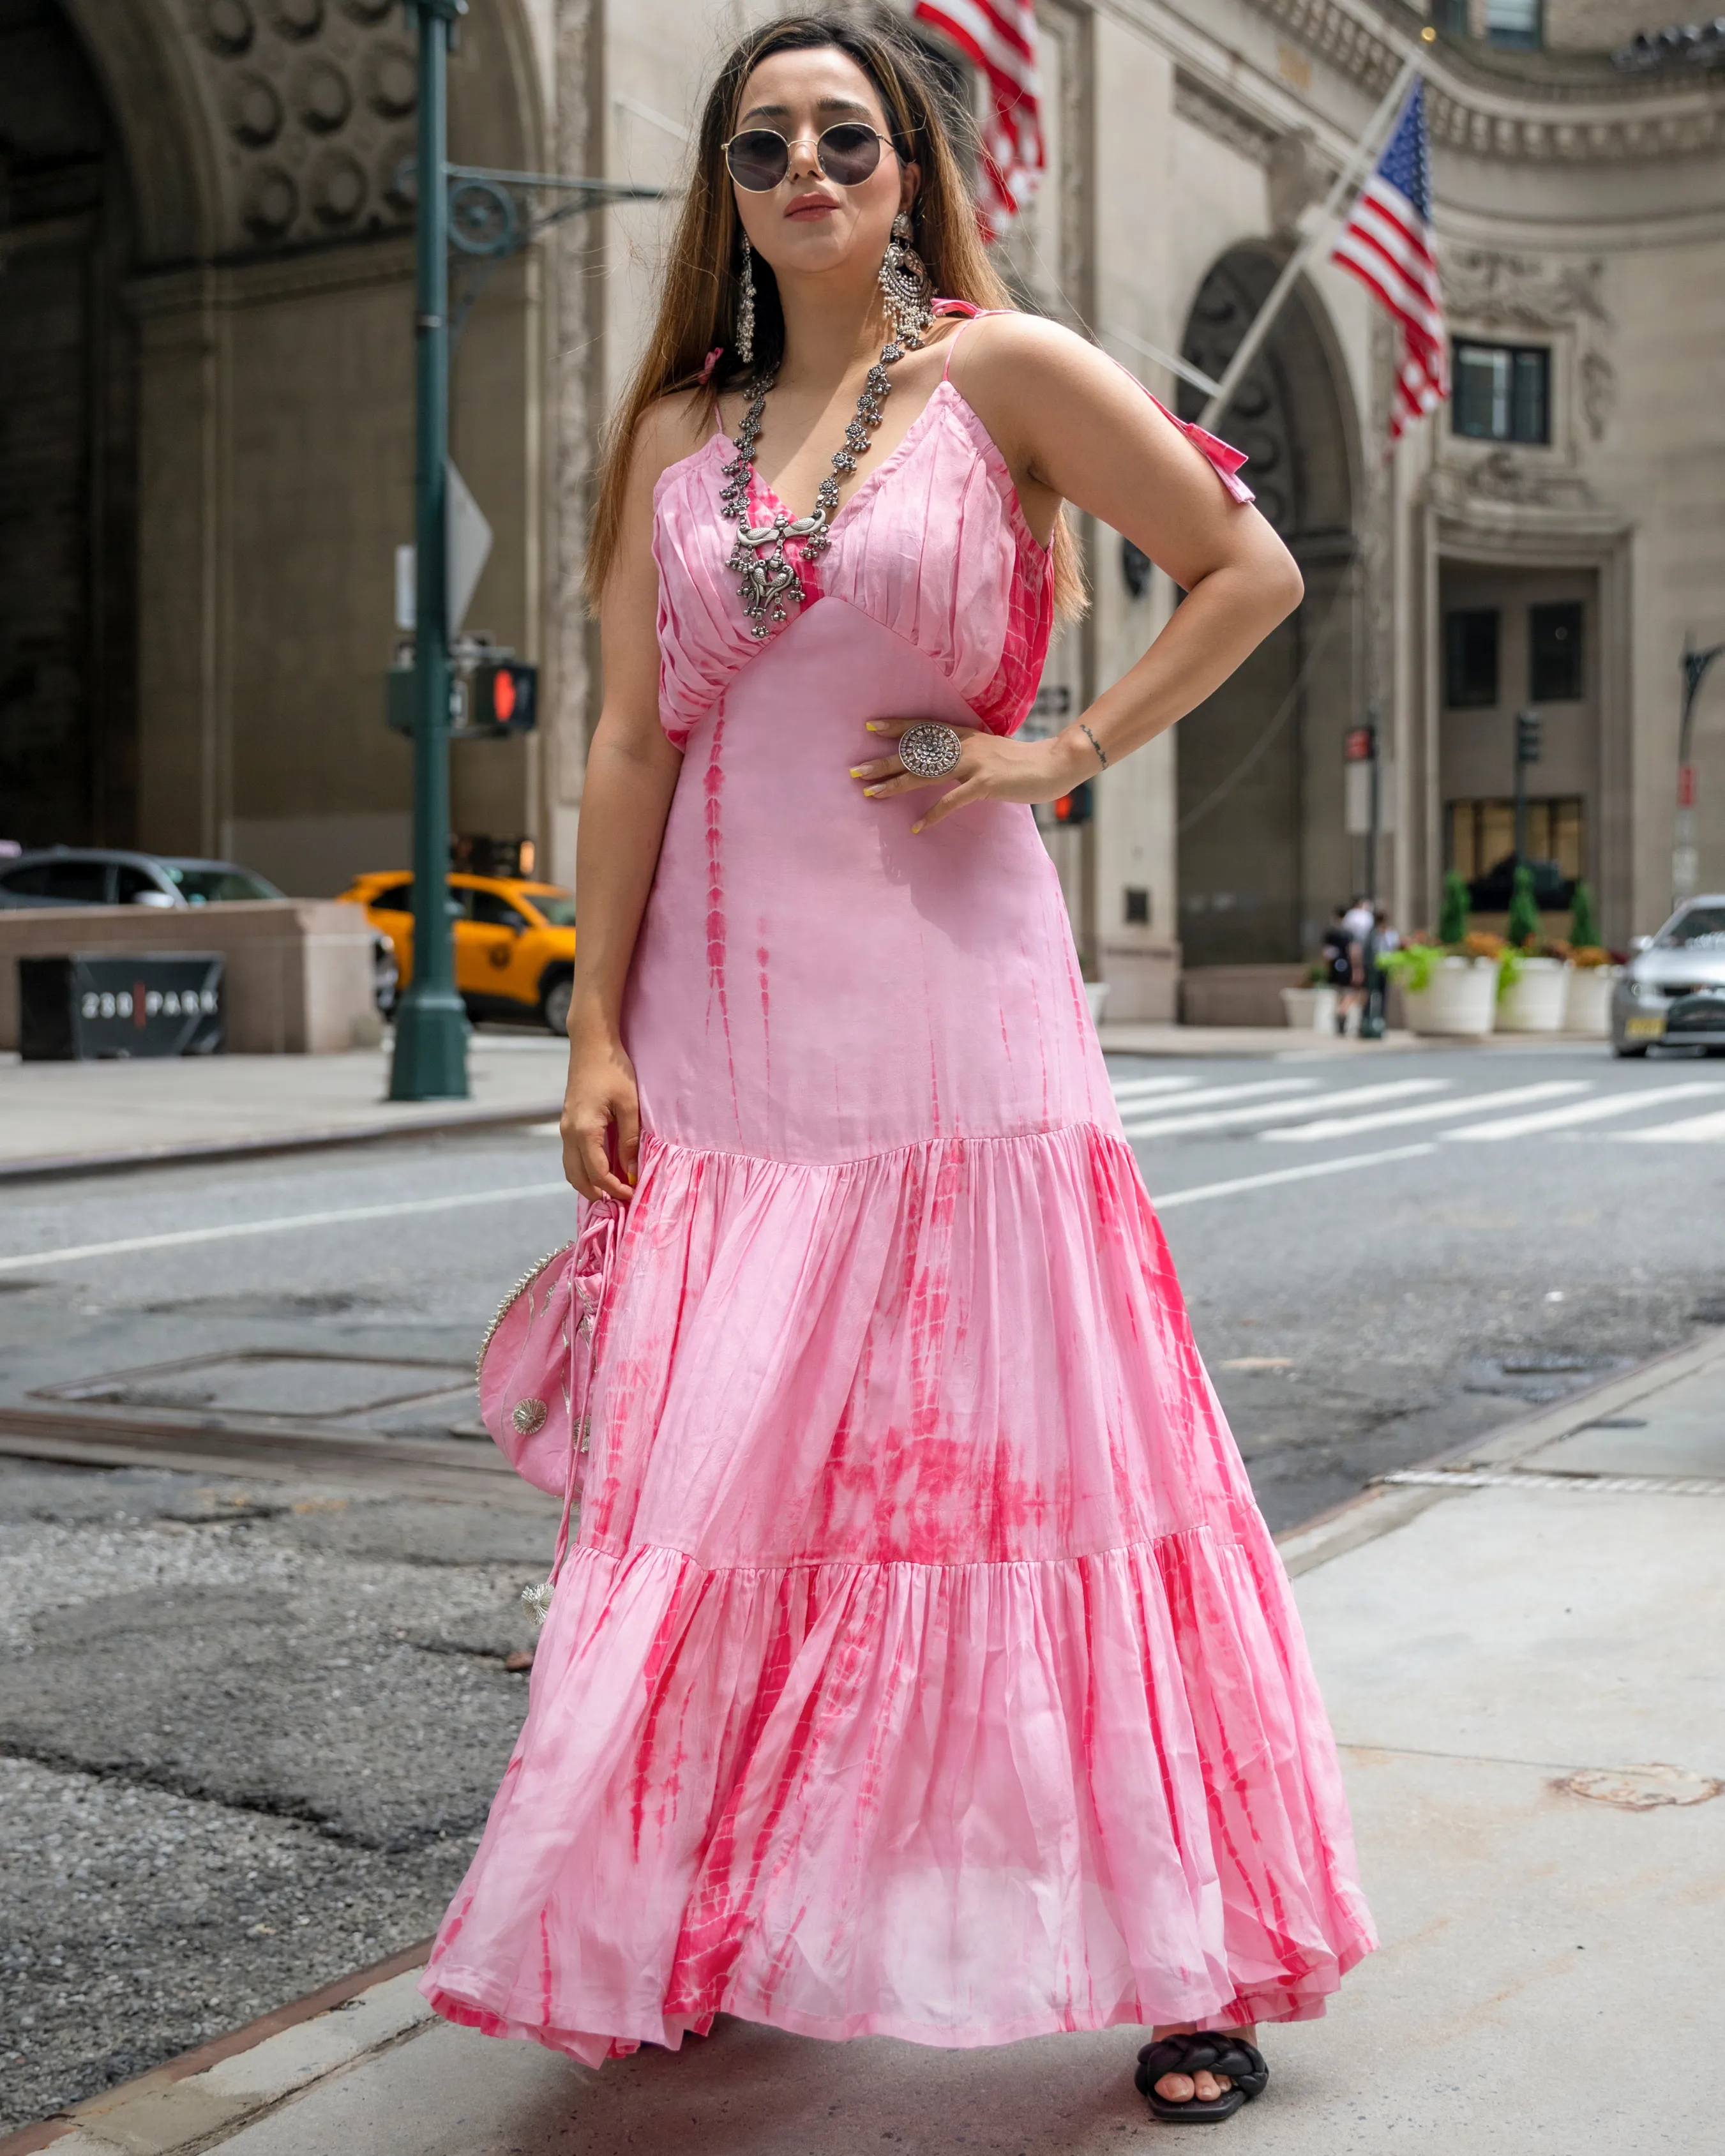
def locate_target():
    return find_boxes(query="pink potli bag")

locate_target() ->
[475,1193,624,1624]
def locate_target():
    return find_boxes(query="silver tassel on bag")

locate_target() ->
[878,210,934,350]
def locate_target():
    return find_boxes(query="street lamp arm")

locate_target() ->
[1679,638,1725,764]
[444,163,667,200]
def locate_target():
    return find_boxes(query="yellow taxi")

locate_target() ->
[340,871,578,1034]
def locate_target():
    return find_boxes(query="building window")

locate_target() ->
[1448,796,1585,905]
[1485,0,1543,49]
[1529,601,1584,702]
[1431,0,1468,31]
[1445,609,1500,708]
[1124,887,1150,926]
[1453,342,1550,444]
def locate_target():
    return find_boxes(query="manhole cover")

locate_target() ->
[1557,1763,1721,1811]
[34,1351,474,1422]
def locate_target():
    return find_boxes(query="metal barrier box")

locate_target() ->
[19,953,224,1060]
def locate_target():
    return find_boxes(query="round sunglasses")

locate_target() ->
[723,122,898,193]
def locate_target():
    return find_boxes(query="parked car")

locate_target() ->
[339,871,577,1034]
[0,847,284,910]
[1611,894,1725,1056]
[0,845,399,1016]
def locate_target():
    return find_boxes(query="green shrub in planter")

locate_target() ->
[1380,942,1445,995]
[1506,862,1541,948]
[1437,870,1470,947]
[1570,879,1600,951]
[1495,944,1526,999]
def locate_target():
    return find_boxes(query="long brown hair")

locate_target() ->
[584,10,1085,618]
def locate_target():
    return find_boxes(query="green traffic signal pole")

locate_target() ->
[391,0,470,1102]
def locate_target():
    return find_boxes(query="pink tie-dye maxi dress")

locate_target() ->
[422,333,1375,2063]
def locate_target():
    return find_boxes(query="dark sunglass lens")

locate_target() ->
[817,124,883,185]
[727,131,788,190]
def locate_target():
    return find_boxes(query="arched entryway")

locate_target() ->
[1,0,547,892]
[1174,248,1360,975]
[0,0,140,848]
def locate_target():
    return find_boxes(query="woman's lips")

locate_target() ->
[785,196,840,220]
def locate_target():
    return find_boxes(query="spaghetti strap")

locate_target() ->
[935,298,987,381]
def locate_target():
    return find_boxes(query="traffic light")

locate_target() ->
[472,659,537,734]
[386,651,538,737]
[1516,709,1542,765]
[1344,724,1376,763]
[1051,781,1093,827]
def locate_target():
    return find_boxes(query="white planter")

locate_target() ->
[1403,955,1499,1037]
[1563,965,1618,1036]
[1280,985,1339,1032]
[1084,980,1111,1025]
[1497,955,1570,1034]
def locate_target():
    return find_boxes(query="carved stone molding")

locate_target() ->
[1443,246,1616,438]
[1427,453,1613,525]
[1173,70,1279,167]
[172,0,418,252]
[1251,0,1725,163]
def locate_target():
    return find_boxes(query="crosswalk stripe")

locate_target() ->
[1114,1080,1317,1132]
[1263,1080,1588,1143]
[1120,1078,1447,1140]
[1616,1105,1725,1143]
[1153,1143,1436,1209]
[1107,1076,1204,1103]
[0,1182,572,1274]
[1447,1082,1725,1141]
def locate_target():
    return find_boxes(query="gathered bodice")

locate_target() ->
[651,314,1254,752]
[652,376,1053,751]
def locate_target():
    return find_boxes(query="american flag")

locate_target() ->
[912,0,1043,236]
[1330,80,1447,439]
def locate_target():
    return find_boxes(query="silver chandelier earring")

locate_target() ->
[736,236,757,368]
[878,210,934,351]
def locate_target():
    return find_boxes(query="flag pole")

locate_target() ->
[1197,33,1431,433]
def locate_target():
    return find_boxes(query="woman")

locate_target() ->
[423,13,1373,2124]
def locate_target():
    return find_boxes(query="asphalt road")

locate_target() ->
[3,1036,1723,2131]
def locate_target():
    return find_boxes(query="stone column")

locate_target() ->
[544,0,609,889]
[129,268,228,860]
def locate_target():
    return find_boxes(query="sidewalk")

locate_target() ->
[17,1333,1722,2156]
[0,1035,569,1179]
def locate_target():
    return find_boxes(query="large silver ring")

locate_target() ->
[897,721,963,780]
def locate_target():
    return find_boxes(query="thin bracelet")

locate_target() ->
[1078,721,1108,770]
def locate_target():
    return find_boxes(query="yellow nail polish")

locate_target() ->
[910,820,923,834]
[864,785,882,797]
[865,721,881,732]
[850,767,867,778]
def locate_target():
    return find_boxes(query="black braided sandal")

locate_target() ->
[1134,2032,1269,2123]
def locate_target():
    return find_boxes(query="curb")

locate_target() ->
[0,1104,562,1186]
[1272,1323,1725,1576]
[0,1943,433,2156]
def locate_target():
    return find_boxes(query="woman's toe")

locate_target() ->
[1191,2070,1223,2102]
[1155,2072,1196,2104]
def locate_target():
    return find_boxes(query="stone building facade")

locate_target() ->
[3,0,1722,1018]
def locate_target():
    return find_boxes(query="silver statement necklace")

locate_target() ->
[719,336,908,640]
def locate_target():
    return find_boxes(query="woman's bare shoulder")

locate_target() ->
[947,309,1106,398]
[628,389,717,494]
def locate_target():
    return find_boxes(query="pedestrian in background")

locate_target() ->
[1326,900,1366,1035]
[1364,905,1399,1037]
[425,11,1373,2130]
[1323,905,1355,1034]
